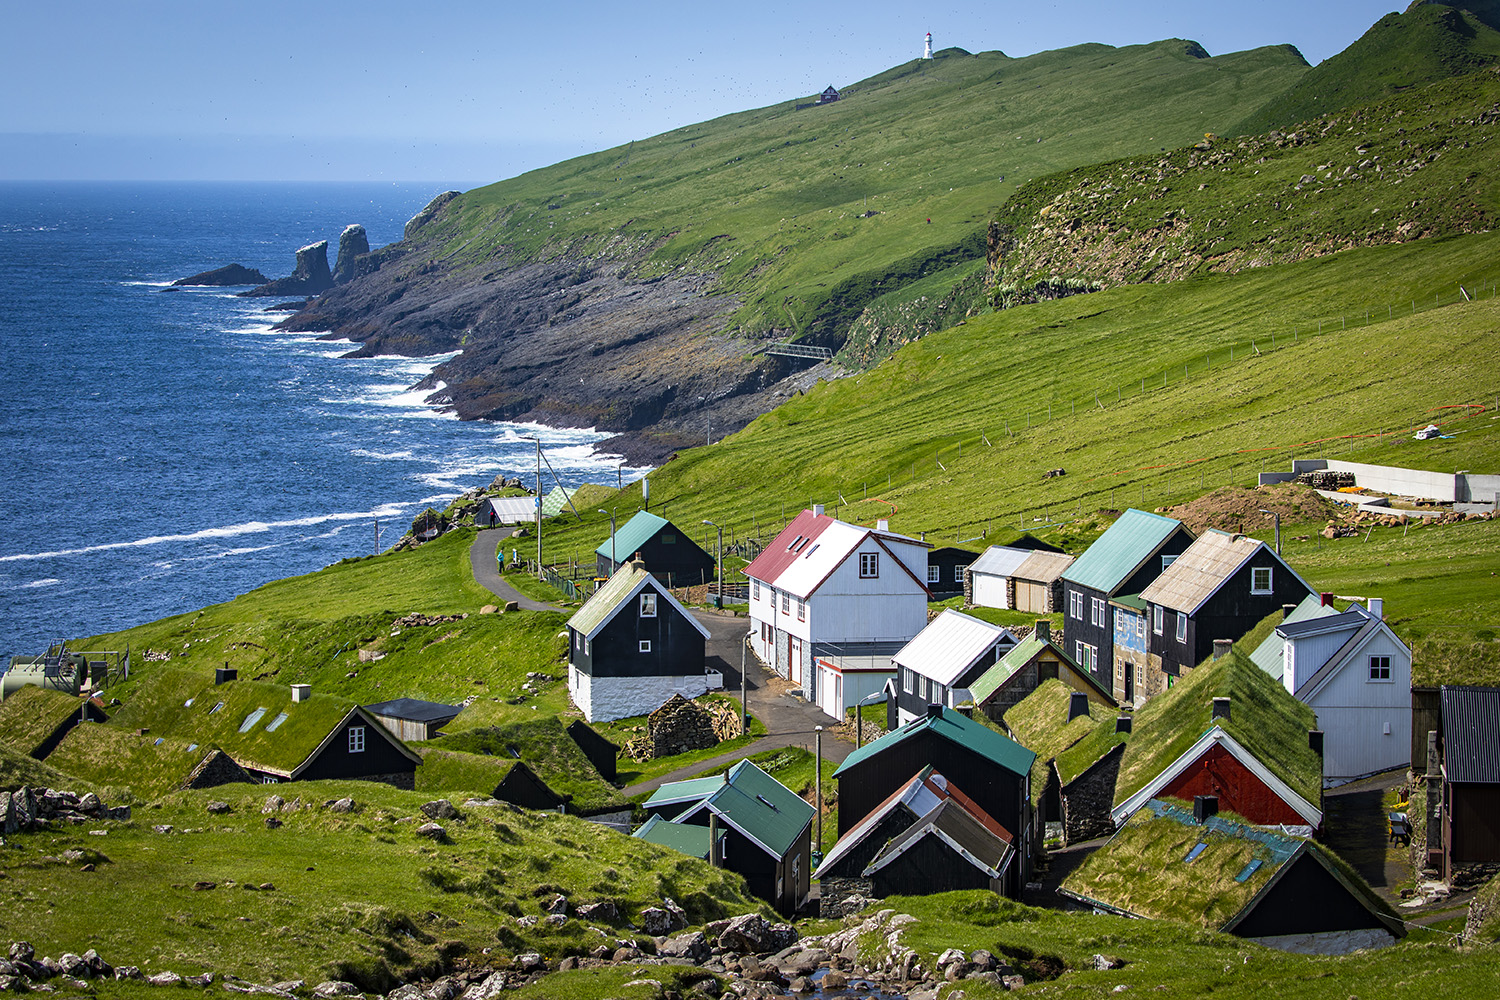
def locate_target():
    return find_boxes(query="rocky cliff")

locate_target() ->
[243,241,334,298]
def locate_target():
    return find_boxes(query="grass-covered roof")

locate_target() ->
[1113,650,1320,809]
[423,717,628,814]
[1003,679,1120,805]
[0,686,95,757]
[45,725,218,799]
[0,739,82,792]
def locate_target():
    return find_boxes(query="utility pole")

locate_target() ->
[600,508,617,576]
[815,726,824,852]
[1259,509,1282,555]
[741,634,750,733]
[703,519,723,607]
[521,436,543,578]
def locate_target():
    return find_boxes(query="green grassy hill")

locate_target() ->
[418,39,1308,345]
[1232,3,1500,136]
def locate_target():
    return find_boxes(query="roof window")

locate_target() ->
[787,534,805,551]
[239,707,268,733]
[1183,842,1208,863]
[1234,858,1264,883]
[266,712,289,732]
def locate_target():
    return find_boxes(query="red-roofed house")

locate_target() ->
[744,506,930,705]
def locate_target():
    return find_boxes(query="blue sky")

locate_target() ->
[0,1,1404,183]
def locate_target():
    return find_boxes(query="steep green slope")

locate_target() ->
[989,69,1500,289]
[1233,2,1500,135]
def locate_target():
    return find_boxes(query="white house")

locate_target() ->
[744,506,930,706]
[891,609,1018,725]
[811,652,896,723]
[1251,596,1412,784]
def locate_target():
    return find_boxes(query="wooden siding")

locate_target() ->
[297,719,417,785]
[1232,853,1389,937]
[1152,559,1312,676]
[868,834,1000,898]
[574,594,705,680]
[1448,783,1500,864]
[597,529,714,588]
[1158,743,1308,826]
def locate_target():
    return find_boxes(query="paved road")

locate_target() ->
[626,609,854,796]
[469,528,567,612]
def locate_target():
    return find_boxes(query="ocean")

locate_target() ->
[0,181,639,659]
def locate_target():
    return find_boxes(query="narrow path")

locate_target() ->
[469,528,567,613]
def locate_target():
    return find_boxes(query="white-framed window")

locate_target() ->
[261,775,280,785]
[1251,566,1273,594]
[781,591,790,614]
[639,639,652,653]
[752,580,760,601]
[1092,597,1107,627]
[1114,609,1124,632]
[1070,590,1084,620]
[955,564,966,582]
[1176,612,1188,643]
[348,726,365,754]
[928,565,940,583]
[1153,605,1165,634]
[1075,642,1096,671]
[796,597,806,621]
[903,667,913,694]
[640,592,658,618]
[1369,655,1392,681]
[859,552,879,578]
[574,631,580,650]
[585,638,591,656]
[1162,554,1178,571]
[1136,616,1146,641]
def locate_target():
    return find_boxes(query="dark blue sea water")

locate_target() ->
[0,182,638,659]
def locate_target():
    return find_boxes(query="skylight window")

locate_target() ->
[187,744,198,752]
[803,543,820,559]
[756,794,781,812]
[208,701,225,714]
[1184,842,1208,863]
[239,707,268,733]
[1234,859,1264,883]
[787,534,805,551]
[184,698,195,708]
[266,712,289,732]
[153,738,164,746]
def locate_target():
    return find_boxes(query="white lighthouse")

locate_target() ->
[923,32,933,59]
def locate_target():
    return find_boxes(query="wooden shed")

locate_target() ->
[364,698,462,742]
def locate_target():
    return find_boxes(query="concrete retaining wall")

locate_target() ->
[1259,460,1497,503]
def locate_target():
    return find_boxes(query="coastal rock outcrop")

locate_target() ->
[333,225,370,284]
[172,264,269,287]
[242,241,334,298]
[403,191,460,239]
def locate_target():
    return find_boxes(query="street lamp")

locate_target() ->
[1258,509,1281,555]
[520,435,542,579]
[702,519,723,608]
[854,689,888,748]
[599,508,617,576]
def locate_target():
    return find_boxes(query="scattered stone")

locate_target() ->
[328,798,357,814]
[260,883,276,891]
[207,801,233,815]
[421,800,460,822]
[576,901,618,923]
[638,907,675,936]
[265,817,284,830]
[312,981,363,998]
[185,973,214,987]
[147,971,184,987]
[821,971,848,990]
[460,972,508,1000]
[7,944,33,964]
[59,954,89,978]
[543,914,567,927]
[544,893,569,915]
[514,953,546,974]
[659,931,709,963]
[1093,954,1126,971]
[153,824,173,835]
[416,823,447,841]
[718,913,771,954]
[193,881,216,891]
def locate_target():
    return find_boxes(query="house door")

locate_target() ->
[790,638,803,685]
[1124,662,1134,705]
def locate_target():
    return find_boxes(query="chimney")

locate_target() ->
[291,684,311,703]
[1193,795,1219,824]
[1115,715,1133,734]
[1308,730,1324,758]
[925,702,944,720]
[1367,597,1384,619]
[1321,592,1334,606]
[215,666,238,685]
[1034,620,1051,643]
[1067,690,1090,722]
[1211,696,1231,721]
[812,504,825,517]
[1282,604,1297,620]
[1212,638,1233,659]
[629,551,647,570]
[876,518,890,532]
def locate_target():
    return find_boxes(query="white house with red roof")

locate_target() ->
[743,506,930,704]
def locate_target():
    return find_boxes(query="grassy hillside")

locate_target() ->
[1233,3,1500,136]
[418,40,1307,346]
[990,69,1500,288]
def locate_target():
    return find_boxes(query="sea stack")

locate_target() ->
[241,241,334,297]
[332,224,370,284]
[171,263,269,287]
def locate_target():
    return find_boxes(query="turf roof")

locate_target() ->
[45,724,217,798]
[0,685,96,757]
[0,739,82,792]
[1003,679,1120,805]
[1112,650,1321,809]
[423,716,629,814]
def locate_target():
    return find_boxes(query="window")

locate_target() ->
[859,552,879,578]
[1136,616,1146,642]
[1251,566,1273,594]
[1369,655,1392,681]
[752,580,760,601]
[903,667,913,695]
[639,640,652,653]
[584,638,591,656]
[787,534,805,552]
[1075,642,1096,671]
[1153,605,1165,634]
[928,565,940,583]
[781,591,790,614]
[1092,597,1107,627]
[955,564,966,582]
[1176,612,1188,643]
[348,726,365,754]
[1162,554,1178,571]
[574,631,581,650]
[640,592,658,617]
[1070,590,1084,620]
[1114,609,1124,631]
[661,533,676,544]
[796,597,806,622]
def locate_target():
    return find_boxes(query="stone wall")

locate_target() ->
[183,749,253,790]
[1061,744,1125,845]
[624,694,721,760]
[979,661,1038,725]
[818,876,876,917]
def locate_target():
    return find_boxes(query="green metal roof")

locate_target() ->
[966,637,1047,705]
[644,773,727,811]
[632,814,723,860]
[1111,593,1148,612]
[647,759,814,859]
[1061,509,1185,595]
[540,486,577,518]
[595,511,671,561]
[835,706,1036,780]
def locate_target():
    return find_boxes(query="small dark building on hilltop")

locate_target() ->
[816,86,841,104]
[566,719,621,782]
[595,511,715,586]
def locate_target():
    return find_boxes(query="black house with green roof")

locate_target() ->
[833,704,1037,895]
[595,511,715,586]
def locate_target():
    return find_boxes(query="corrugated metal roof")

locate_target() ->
[643,773,726,811]
[892,609,1015,686]
[540,486,577,518]
[1140,530,1264,614]
[1062,509,1186,594]
[815,765,947,876]
[481,496,539,523]
[1441,685,1500,784]
[1012,550,1075,584]
[1249,594,1338,679]
[363,698,462,723]
[632,814,723,859]
[743,509,927,600]
[863,797,1014,880]
[595,511,671,561]
[704,759,816,857]
[835,706,1036,779]
[566,564,711,641]
[968,545,1032,579]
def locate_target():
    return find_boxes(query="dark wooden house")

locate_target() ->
[1062,800,1404,953]
[238,705,422,788]
[1061,509,1195,697]
[642,760,815,916]
[1439,685,1500,878]
[1140,530,1314,682]
[967,620,1115,723]
[493,760,568,811]
[566,719,621,782]
[924,546,977,599]
[833,704,1036,895]
[566,562,713,722]
[816,85,841,104]
[595,511,715,586]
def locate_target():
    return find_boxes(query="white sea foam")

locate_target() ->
[351,448,418,461]
[21,578,62,589]
[0,502,409,563]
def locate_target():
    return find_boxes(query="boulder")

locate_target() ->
[421,800,460,821]
[312,981,363,997]
[327,798,357,814]
[718,913,771,954]
[243,242,334,298]
[58,953,89,978]
[543,893,568,915]
[147,971,184,986]
[460,972,508,1000]
[81,950,112,977]
[416,822,447,841]
[659,931,709,963]
[262,796,286,814]
[172,263,270,287]
[332,225,370,284]
[207,801,233,815]
[514,953,546,974]
[576,900,618,923]
[638,907,675,936]
[114,967,144,980]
